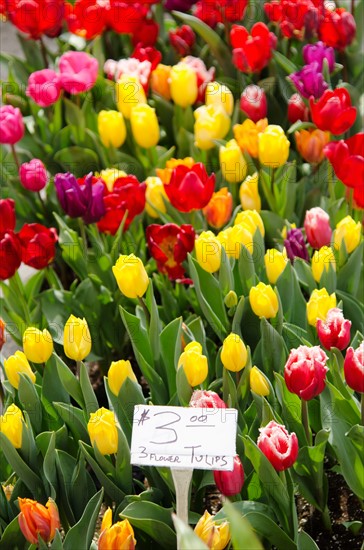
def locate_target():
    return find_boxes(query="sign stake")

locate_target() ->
[171,468,193,549]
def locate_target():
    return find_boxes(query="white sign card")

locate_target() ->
[130,405,238,470]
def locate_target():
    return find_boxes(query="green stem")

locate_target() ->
[301,399,312,446]
[78,218,88,254]
[11,272,31,325]
[321,505,332,532]
[138,296,150,326]
[76,360,81,380]
[39,36,49,68]
[11,144,20,172]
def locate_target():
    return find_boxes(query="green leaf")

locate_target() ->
[273,51,299,74]
[274,374,307,444]
[176,363,193,406]
[120,501,176,549]
[297,530,320,550]
[105,377,145,444]
[260,318,288,378]
[54,147,99,177]
[53,402,89,442]
[238,245,258,295]
[63,489,103,550]
[79,362,99,416]
[172,515,208,550]
[17,375,42,433]
[145,280,161,363]
[223,501,264,550]
[276,262,307,328]
[43,432,57,500]
[160,317,182,396]
[69,457,97,522]
[53,353,84,408]
[0,514,28,550]
[79,442,125,502]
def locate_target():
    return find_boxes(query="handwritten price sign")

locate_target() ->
[130,405,238,471]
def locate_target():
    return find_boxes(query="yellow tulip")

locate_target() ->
[130,104,159,149]
[98,110,126,149]
[145,176,169,218]
[116,75,146,119]
[249,282,279,319]
[239,172,261,212]
[205,81,234,115]
[219,139,247,183]
[218,224,253,260]
[87,407,118,455]
[221,333,247,372]
[195,231,222,273]
[233,118,268,158]
[177,341,208,386]
[0,404,24,448]
[194,510,231,550]
[99,510,136,550]
[258,125,290,167]
[108,360,137,396]
[194,104,230,150]
[307,288,336,327]
[63,315,91,361]
[334,215,362,254]
[151,64,171,100]
[112,254,149,299]
[264,249,288,284]
[4,351,36,389]
[170,64,198,108]
[22,327,53,363]
[96,168,127,192]
[250,366,270,396]
[311,246,336,283]
[234,209,265,237]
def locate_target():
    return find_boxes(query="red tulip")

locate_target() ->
[344,343,364,393]
[146,223,195,280]
[169,25,196,56]
[304,207,332,249]
[310,88,356,135]
[214,456,244,496]
[195,0,248,28]
[318,7,356,50]
[257,421,298,471]
[317,308,351,351]
[0,231,22,280]
[323,133,364,190]
[353,185,364,209]
[0,199,16,234]
[108,1,148,35]
[189,390,226,408]
[230,23,277,73]
[284,345,328,400]
[18,223,58,270]
[65,0,107,40]
[131,17,159,47]
[164,164,215,213]
[264,0,320,40]
[131,44,162,71]
[287,93,310,124]
[6,0,64,39]
[240,85,267,123]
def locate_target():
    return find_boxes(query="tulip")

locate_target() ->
[249,282,279,319]
[257,421,299,471]
[18,498,60,544]
[205,81,234,116]
[311,246,336,283]
[250,366,270,396]
[195,0,247,26]
[317,308,351,351]
[165,163,215,212]
[26,69,61,107]
[284,345,328,400]
[177,341,208,386]
[240,84,267,123]
[0,319,5,351]
[194,104,230,150]
[130,104,159,149]
[195,231,222,273]
[194,510,231,550]
[295,129,330,164]
[304,207,332,250]
[0,404,24,448]
[333,215,361,254]
[189,390,226,408]
[239,173,261,212]
[165,0,195,10]
[116,75,147,119]
[310,88,356,135]
[324,133,364,192]
[231,23,277,73]
[99,512,136,550]
[258,125,290,167]
[23,327,53,363]
[145,176,169,218]
[344,343,364,393]
[233,118,268,158]
[18,223,58,270]
[0,105,24,144]
[307,288,337,327]
[19,159,48,192]
[54,172,105,223]
[169,25,195,56]
[219,139,247,183]
[318,7,356,50]
[0,199,16,234]
[108,360,138,396]
[234,209,265,237]
[59,51,98,94]
[290,62,328,99]
[264,248,288,284]
[221,333,248,372]
[0,232,22,280]
[284,227,309,262]
[98,175,145,234]
[65,0,107,39]
[303,41,335,72]
[264,0,317,39]
[218,224,253,260]
[5,0,64,39]
[113,254,149,298]
[203,188,233,229]
[214,456,244,497]
[88,407,118,455]
[170,63,198,108]
[288,93,310,124]
[157,157,195,185]
[4,351,36,389]
[224,290,238,308]
[64,314,92,361]
[97,168,126,192]
[151,64,171,100]
[98,110,126,148]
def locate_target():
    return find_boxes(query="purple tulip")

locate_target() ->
[290,62,328,99]
[284,228,309,263]
[303,41,335,72]
[83,179,105,224]
[54,172,105,223]
[165,0,196,11]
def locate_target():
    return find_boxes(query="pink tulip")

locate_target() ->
[59,52,99,95]
[189,390,226,408]
[214,456,244,496]
[284,345,328,400]
[19,159,48,192]
[317,308,351,351]
[304,207,332,249]
[240,84,267,122]
[257,421,298,471]
[344,343,364,393]
[26,69,61,107]
[0,105,24,144]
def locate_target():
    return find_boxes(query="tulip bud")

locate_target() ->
[170,64,198,108]
[234,118,268,158]
[239,172,261,211]
[288,93,309,124]
[264,248,288,284]
[334,215,362,254]
[19,159,47,192]
[145,176,169,218]
[344,343,364,393]
[87,407,118,455]
[257,421,298,471]
[98,110,126,148]
[112,254,149,298]
[295,129,330,164]
[317,308,351,350]
[258,125,290,167]
[250,366,270,396]
[224,290,238,309]
[205,81,234,116]
[0,404,24,448]
[220,139,247,183]
[63,315,92,361]
[194,104,230,150]
[249,282,279,319]
[195,231,222,273]
[240,84,267,122]
[214,455,244,496]
[116,75,146,119]
[304,207,332,249]
[194,511,231,549]
[18,498,60,545]
[0,105,24,144]
[218,224,253,260]
[307,288,337,327]
[4,351,36,389]
[284,227,309,262]
[284,345,328,400]
[151,64,171,100]
[99,515,136,550]
[202,187,233,229]
[169,25,196,56]
[189,390,226,408]
[108,359,138,396]
[221,333,248,372]
[311,246,336,283]
[130,104,159,149]
[177,341,208,386]
[23,327,53,363]
[234,209,265,237]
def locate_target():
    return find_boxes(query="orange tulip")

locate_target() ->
[151,64,171,100]
[203,187,233,229]
[18,498,60,544]
[156,157,195,185]
[295,129,330,164]
[233,118,268,158]
[99,508,136,550]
